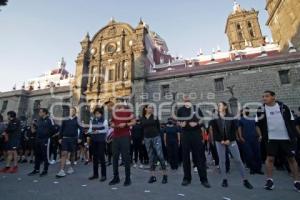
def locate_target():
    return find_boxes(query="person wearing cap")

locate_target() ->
[163,118,180,170]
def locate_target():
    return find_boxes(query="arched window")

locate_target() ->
[248,22,252,28]
[249,30,255,38]
[247,22,255,38]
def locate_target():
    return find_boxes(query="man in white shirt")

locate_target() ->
[256,91,300,192]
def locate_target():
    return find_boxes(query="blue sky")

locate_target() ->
[0,0,270,92]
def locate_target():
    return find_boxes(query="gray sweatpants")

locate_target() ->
[215,141,246,180]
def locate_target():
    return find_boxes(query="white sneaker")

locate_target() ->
[49,160,56,165]
[66,160,71,165]
[56,170,66,178]
[74,161,78,165]
[139,164,144,169]
[194,167,198,173]
[133,164,137,168]
[67,167,74,175]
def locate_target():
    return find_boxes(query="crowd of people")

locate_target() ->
[0,90,300,192]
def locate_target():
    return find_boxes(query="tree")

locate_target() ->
[0,0,8,10]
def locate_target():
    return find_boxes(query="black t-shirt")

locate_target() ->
[164,125,180,142]
[140,115,160,139]
[131,123,143,140]
[6,119,21,141]
[177,105,204,132]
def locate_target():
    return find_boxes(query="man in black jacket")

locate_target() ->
[56,107,82,178]
[256,91,300,192]
[176,96,210,188]
[28,108,55,177]
[0,111,21,173]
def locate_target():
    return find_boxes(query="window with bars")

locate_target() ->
[161,84,170,97]
[279,70,290,84]
[214,78,224,91]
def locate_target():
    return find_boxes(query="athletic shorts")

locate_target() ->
[6,138,20,151]
[266,140,296,158]
[61,138,77,153]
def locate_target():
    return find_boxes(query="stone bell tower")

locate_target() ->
[225,1,265,50]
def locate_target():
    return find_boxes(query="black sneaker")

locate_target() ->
[162,175,168,184]
[28,170,39,176]
[181,179,191,186]
[222,179,228,188]
[124,178,131,186]
[264,179,274,190]
[243,180,253,189]
[109,176,120,185]
[201,181,211,188]
[294,181,300,192]
[148,176,157,184]
[88,175,99,180]
[40,171,48,177]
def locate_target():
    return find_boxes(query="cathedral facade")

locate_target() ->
[73,19,172,119]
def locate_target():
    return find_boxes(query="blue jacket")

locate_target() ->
[36,116,56,141]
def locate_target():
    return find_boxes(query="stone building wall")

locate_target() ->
[0,86,71,123]
[141,52,300,122]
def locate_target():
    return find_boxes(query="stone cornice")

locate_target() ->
[146,52,300,81]
[0,86,71,98]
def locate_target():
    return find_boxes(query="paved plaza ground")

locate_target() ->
[0,161,299,200]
